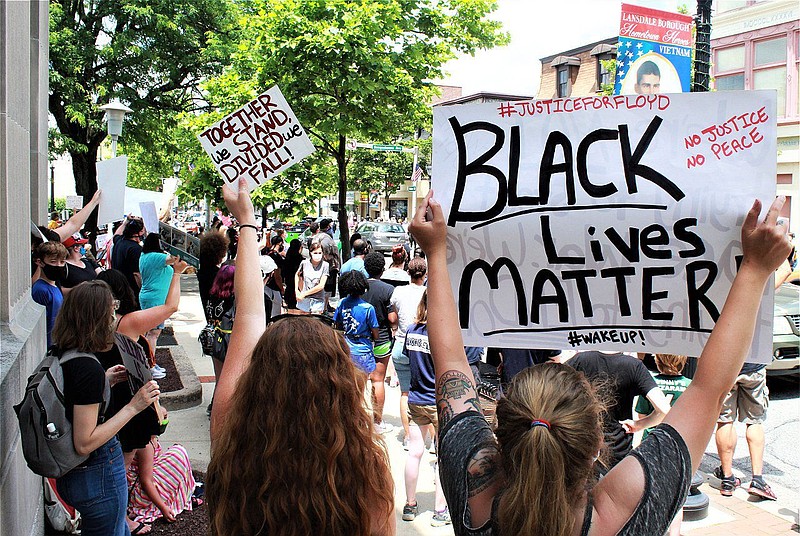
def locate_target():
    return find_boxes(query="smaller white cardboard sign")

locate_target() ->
[65,195,84,210]
[96,157,128,225]
[198,85,315,193]
[139,201,160,236]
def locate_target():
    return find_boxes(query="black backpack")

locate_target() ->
[14,349,110,478]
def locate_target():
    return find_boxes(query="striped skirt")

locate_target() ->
[127,439,196,523]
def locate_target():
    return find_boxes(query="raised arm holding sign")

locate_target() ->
[410,189,790,536]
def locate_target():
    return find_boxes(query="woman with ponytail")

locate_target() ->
[410,190,791,536]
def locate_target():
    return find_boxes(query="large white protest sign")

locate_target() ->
[198,86,315,193]
[97,157,128,226]
[433,90,776,360]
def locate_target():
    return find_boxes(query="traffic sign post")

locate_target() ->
[371,144,403,152]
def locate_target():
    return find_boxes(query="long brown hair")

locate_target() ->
[495,363,604,536]
[206,316,394,536]
[52,280,115,353]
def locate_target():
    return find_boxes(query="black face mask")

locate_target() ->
[42,263,67,282]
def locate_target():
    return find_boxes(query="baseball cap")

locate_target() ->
[63,233,89,248]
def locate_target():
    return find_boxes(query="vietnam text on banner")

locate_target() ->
[198,86,315,192]
[614,3,694,95]
[432,90,777,360]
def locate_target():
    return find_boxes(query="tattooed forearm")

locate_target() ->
[436,370,482,429]
[467,445,501,497]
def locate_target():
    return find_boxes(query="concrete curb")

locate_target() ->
[160,344,202,410]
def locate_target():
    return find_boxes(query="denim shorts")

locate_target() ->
[56,436,130,536]
[391,338,411,393]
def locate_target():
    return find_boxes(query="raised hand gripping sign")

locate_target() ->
[432,90,777,360]
[198,86,315,192]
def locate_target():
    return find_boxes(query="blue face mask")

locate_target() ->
[79,247,86,256]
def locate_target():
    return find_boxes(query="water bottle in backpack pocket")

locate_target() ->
[14,349,109,478]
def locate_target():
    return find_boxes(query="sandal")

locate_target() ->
[192,496,205,508]
[130,521,152,535]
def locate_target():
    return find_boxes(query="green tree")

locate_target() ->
[49,0,234,228]
[230,0,507,258]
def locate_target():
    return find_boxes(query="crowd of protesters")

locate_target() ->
[31,184,794,536]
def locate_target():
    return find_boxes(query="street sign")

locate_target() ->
[372,144,403,152]
[408,185,417,192]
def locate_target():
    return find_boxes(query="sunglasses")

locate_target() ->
[266,313,336,328]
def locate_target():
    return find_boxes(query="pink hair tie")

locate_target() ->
[530,419,551,430]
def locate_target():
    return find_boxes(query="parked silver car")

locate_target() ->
[768,283,800,376]
[355,222,407,253]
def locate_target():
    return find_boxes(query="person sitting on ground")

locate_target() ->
[340,239,370,278]
[362,251,399,434]
[127,434,199,525]
[334,271,380,375]
[206,179,395,536]
[197,230,230,322]
[401,289,451,527]
[381,244,411,287]
[60,232,102,295]
[53,280,161,536]
[32,241,69,348]
[139,234,178,358]
[409,190,790,536]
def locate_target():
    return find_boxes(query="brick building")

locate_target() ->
[537,37,618,99]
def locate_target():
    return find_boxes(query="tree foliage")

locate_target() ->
[48,0,235,228]
[223,0,507,257]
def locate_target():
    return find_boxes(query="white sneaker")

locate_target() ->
[151,367,166,379]
[374,421,395,434]
[153,364,166,373]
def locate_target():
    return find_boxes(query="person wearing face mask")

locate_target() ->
[32,241,69,348]
[61,232,103,295]
[112,216,145,294]
[295,242,329,314]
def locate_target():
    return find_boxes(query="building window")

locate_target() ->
[597,55,613,89]
[713,32,799,119]
[557,67,569,98]
[753,37,787,116]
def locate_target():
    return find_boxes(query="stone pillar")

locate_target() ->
[0,1,49,535]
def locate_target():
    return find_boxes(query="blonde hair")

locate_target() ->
[207,316,394,536]
[654,353,687,376]
[495,363,604,536]
[414,289,428,324]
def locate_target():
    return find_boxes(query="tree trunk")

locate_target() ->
[335,135,351,261]
[71,146,101,233]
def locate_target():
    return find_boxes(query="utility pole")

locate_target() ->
[692,0,712,92]
[49,164,55,213]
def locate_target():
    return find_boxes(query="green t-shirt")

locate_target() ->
[635,373,691,439]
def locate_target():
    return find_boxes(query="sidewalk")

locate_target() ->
[161,275,799,535]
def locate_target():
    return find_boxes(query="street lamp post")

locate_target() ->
[49,164,55,213]
[100,100,133,158]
